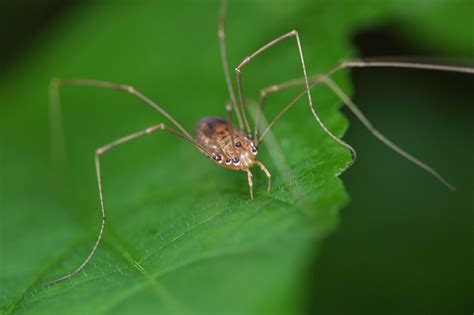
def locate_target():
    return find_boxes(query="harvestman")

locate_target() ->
[45,0,474,285]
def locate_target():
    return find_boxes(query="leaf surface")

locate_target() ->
[0,0,470,314]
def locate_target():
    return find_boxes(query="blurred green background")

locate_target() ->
[1,0,473,314]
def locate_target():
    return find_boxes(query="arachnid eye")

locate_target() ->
[232,157,240,165]
[235,142,241,148]
[251,147,258,154]
[213,155,222,161]
[225,158,232,165]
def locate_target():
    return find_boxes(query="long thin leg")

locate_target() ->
[49,78,196,173]
[218,0,243,129]
[254,160,272,192]
[50,78,193,139]
[246,169,254,200]
[319,75,456,190]
[226,104,236,147]
[44,123,204,286]
[255,76,319,142]
[328,58,474,76]
[234,30,356,161]
[256,60,474,142]
[255,63,473,189]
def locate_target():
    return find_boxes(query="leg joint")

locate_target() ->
[50,78,61,88]
[146,123,165,134]
[236,56,250,70]
[116,84,135,93]
[96,147,106,155]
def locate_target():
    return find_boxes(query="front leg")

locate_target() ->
[254,160,272,192]
[44,123,205,286]
[234,30,356,162]
[254,72,457,190]
[246,170,254,200]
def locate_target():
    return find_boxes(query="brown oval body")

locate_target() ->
[196,117,258,171]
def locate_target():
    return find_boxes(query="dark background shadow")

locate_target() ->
[308,24,474,315]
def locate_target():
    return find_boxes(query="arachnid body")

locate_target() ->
[44,0,474,286]
[196,116,270,200]
[196,117,258,171]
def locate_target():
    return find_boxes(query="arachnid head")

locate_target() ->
[196,116,258,171]
[220,135,258,170]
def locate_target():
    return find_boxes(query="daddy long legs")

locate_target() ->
[44,0,474,285]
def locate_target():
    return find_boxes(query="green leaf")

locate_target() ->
[0,1,470,314]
